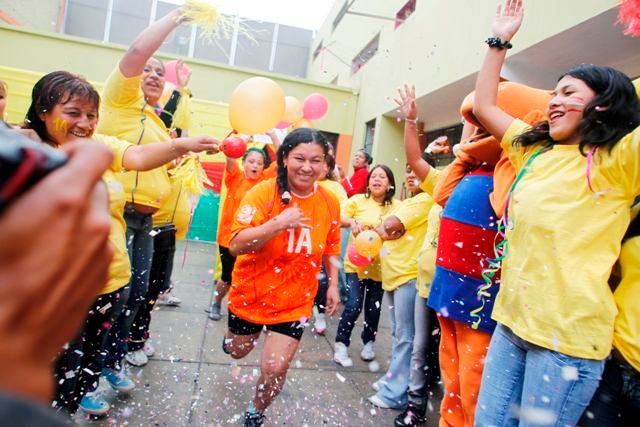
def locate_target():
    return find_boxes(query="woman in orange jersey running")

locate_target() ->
[223,128,341,427]
[207,131,280,321]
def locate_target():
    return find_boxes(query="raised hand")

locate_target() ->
[492,0,524,41]
[394,84,417,121]
[427,136,450,155]
[175,58,192,90]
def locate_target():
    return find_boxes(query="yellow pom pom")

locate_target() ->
[171,155,213,196]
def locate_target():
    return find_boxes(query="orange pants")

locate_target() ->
[438,317,492,427]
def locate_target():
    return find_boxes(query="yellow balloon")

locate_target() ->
[355,230,383,258]
[229,77,285,135]
[282,96,303,124]
[291,118,315,129]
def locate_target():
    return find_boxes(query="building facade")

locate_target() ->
[307,0,640,180]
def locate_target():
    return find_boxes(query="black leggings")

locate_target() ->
[53,288,125,414]
[128,225,176,351]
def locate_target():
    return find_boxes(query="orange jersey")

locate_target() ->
[217,163,276,247]
[228,179,341,324]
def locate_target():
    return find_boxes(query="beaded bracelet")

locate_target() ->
[485,36,513,50]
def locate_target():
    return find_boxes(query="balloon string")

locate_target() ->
[471,145,550,329]
[586,146,597,193]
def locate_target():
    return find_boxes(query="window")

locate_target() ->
[426,124,463,167]
[64,0,108,41]
[108,0,152,45]
[363,119,376,155]
[155,1,192,56]
[395,0,416,29]
[351,33,379,75]
[332,0,349,32]
[312,41,323,61]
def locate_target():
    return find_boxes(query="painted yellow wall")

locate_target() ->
[308,0,619,181]
[0,24,359,139]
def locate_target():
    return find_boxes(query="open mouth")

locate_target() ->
[549,111,565,123]
[70,130,89,137]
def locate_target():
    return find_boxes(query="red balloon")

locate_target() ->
[221,136,247,159]
[164,60,190,86]
[347,244,372,268]
[303,93,329,120]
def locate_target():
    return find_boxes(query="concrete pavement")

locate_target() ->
[78,241,441,426]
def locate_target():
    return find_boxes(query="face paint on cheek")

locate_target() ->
[54,118,68,133]
[566,96,586,114]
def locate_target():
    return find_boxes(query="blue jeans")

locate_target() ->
[375,280,417,408]
[103,209,154,368]
[580,353,640,426]
[335,273,384,347]
[338,228,350,302]
[475,324,604,427]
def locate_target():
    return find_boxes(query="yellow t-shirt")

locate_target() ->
[97,66,171,208]
[613,235,640,371]
[94,134,132,295]
[493,119,640,360]
[416,203,443,299]
[634,77,640,99]
[153,175,192,240]
[381,192,432,291]
[342,194,397,282]
[318,179,348,205]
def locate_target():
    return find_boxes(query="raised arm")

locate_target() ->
[473,0,523,141]
[119,9,188,78]
[395,85,431,180]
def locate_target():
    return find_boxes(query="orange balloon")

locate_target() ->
[354,230,382,258]
[229,77,285,135]
[291,118,315,129]
[282,96,303,124]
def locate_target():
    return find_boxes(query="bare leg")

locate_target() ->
[214,280,231,305]
[224,331,261,359]
[253,331,300,411]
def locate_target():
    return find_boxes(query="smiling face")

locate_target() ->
[368,166,391,200]
[142,58,165,105]
[41,95,98,145]
[243,151,266,180]
[547,75,596,144]
[283,142,326,195]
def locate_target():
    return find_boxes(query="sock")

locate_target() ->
[246,401,261,415]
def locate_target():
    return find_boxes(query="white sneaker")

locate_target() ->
[157,292,181,306]
[333,342,353,367]
[368,394,391,409]
[125,349,148,367]
[143,340,155,358]
[312,307,326,335]
[360,341,375,361]
[372,380,380,392]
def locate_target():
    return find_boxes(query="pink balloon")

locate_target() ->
[303,93,329,120]
[347,244,372,268]
[163,60,191,86]
[275,120,292,129]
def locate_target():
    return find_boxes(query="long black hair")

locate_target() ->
[24,71,100,147]
[276,128,330,205]
[515,64,640,155]
[365,164,396,206]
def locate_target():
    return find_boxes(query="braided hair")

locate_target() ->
[276,128,330,205]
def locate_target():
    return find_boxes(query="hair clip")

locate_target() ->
[281,191,292,204]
